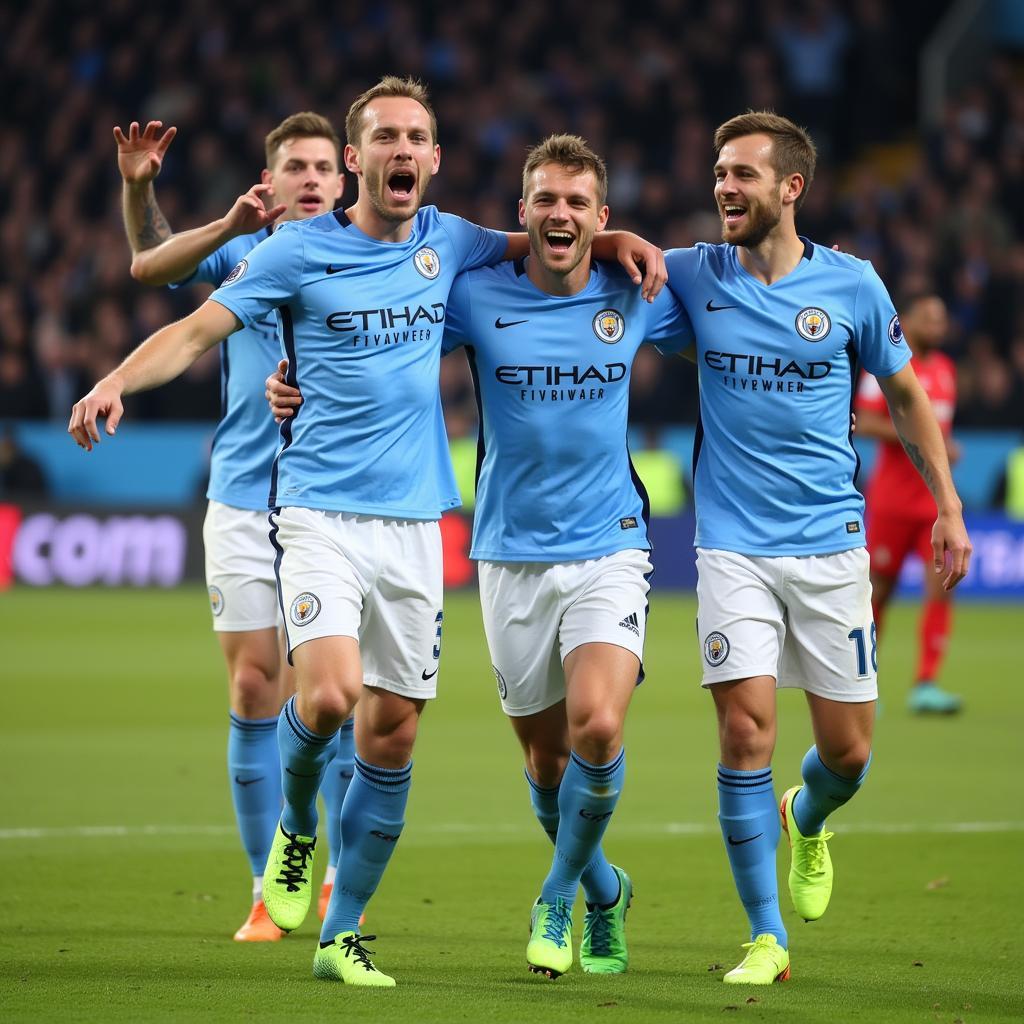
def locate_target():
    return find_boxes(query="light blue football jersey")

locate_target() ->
[210,206,507,518]
[665,240,911,556]
[443,259,694,561]
[172,229,279,511]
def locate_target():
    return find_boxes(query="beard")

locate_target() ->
[722,194,783,248]
[527,221,593,276]
[364,165,430,224]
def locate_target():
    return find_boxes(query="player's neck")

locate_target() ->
[345,199,416,243]
[737,226,804,285]
[525,253,593,296]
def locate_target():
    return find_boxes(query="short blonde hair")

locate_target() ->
[522,134,608,204]
[264,111,341,168]
[714,111,816,209]
[345,75,437,147]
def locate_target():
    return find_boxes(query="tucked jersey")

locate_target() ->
[172,230,279,511]
[210,206,507,519]
[666,241,911,556]
[857,350,956,519]
[443,259,694,561]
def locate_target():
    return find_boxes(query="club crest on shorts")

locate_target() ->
[593,308,625,344]
[493,666,508,700]
[795,306,831,341]
[221,259,248,286]
[704,631,730,667]
[413,246,440,279]
[290,592,321,627]
[208,585,224,617]
[888,313,904,345]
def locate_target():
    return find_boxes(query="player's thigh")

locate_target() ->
[203,500,280,633]
[478,559,565,718]
[781,548,877,702]
[361,518,444,701]
[291,633,364,712]
[696,548,785,687]
[269,506,367,661]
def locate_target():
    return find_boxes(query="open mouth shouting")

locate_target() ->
[722,203,747,227]
[386,168,417,204]
[544,228,576,257]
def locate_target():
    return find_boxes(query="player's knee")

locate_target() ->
[720,707,773,763]
[230,662,278,717]
[301,682,355,729]
[360,707,421,767]
[570,710,623,764]
[824,742,872,780]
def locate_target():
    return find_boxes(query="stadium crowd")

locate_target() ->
[2,0,1022,432]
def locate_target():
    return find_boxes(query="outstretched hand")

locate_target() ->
[614,233,667,302]
[114,120,177,184]
[266,359,302,423]
[224,184,288,236]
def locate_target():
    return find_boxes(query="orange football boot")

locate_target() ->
[233,899,285,942]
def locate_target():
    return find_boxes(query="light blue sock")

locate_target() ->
[320,755,411,940]
[277,696,337,838]
[525,770,620,907]
[793,746,871,836]
[227,713,282,876]
[717,764,787,947]
[540,749,625,906]
[319,716,355,869]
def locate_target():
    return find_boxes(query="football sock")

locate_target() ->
[915,599,952,683]
[277,696,337,838]
[793,746,871,836]
[717,764,786,947]
[540,749,625,906]
[320,755,411,939]
[227,712,282,876]
[524,769,620,907]
[319,716,356,870]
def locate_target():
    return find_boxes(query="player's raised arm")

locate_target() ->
[876,363,972,589]
[68,300,240,451]
[115,119,176,255]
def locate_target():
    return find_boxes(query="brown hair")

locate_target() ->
[264,111,341,168]
[345,75,438,148]
[714,111,816,209]
[522,134,608,204]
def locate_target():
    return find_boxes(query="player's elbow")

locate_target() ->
[130,253,165,286]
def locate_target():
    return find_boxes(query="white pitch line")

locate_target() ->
[0,821,1021,842]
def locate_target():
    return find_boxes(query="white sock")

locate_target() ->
[323,865,337,886]
[252,875,263,900]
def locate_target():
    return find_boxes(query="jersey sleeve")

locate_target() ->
[664,246,702,306]
[644,285,696,355]
[441,271,472,355]
[439,213,508,272]
[208,225,303,328]
[852,263,913,378]
[854,370,889,414]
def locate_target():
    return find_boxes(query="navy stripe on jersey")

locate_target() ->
[268,306,298,509]
[463,345,486,489]
[626,446,652,532]
[333,209,351,228]
[845,338,862,485]
[219,337,230,422]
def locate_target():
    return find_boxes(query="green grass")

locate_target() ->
[1,588,1022,1023]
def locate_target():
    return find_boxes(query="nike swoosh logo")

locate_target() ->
[326,264,359,275]
[727,832,764,846]
[421,667,439,680]
[495,317,529,329]
[706,300,738,312]
[234,775,264,787]
[285,767,321,778]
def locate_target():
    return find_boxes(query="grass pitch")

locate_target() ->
[1,587,1022,1023]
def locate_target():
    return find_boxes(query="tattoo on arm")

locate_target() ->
[136,197,171,250]
[897,432,938,493]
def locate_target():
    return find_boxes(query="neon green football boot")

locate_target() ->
[780,786,834,921]
[261,821,316,932]
[313,932,396,987]
[723,934,791,984]
[580,865,632,974]
[527,897,573,979]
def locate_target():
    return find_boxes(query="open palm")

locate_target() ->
[113,120,177,184]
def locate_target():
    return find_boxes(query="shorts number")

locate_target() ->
[432,610,444,661]
[847,624,877,678]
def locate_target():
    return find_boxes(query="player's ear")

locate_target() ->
[431,143,441,176]
[344,143,361,176]
[596,204,610,231]
[518,198,527,227]
[782,172,804,208]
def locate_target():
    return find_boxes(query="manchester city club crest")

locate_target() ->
[221,259,248,286]
[290,591,321,627]
[704,631,731,667]
[593,308,625,344]
[493,666,508,700]
[888,313,904,345]
[208,585,224,617]
[795,306,831,341]
[413,246,440,279]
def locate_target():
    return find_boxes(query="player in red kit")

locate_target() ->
[856,293,962,714]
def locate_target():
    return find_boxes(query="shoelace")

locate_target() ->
[584,908,614,957]
[276,833,315,892]
[542,901,572,947]
[804,832,835,873]
[340,933,379,972]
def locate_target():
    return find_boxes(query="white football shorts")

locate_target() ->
[696,546,877,702]
[203,500,281,632]
[269,506,444,700]
[478,548,653,717]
